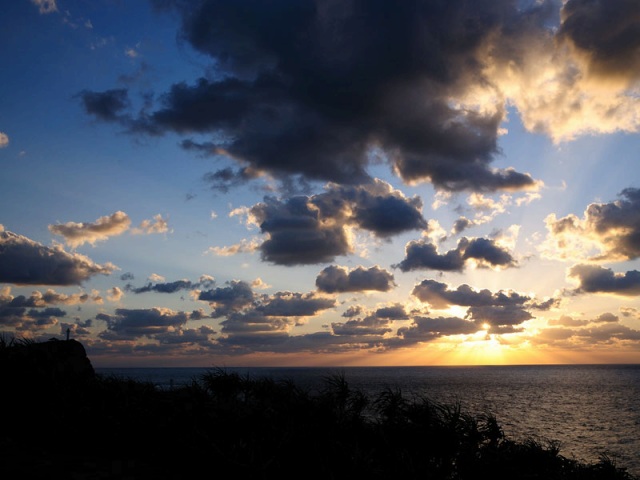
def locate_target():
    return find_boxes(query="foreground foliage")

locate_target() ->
[2,342,637,479]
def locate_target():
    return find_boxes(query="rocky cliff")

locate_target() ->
[1,338,95,387]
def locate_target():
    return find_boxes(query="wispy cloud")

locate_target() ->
[31,0,57,15]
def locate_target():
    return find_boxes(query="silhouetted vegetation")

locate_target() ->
[1,339,637,479]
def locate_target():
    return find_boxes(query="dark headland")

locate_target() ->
[2,337,637,479]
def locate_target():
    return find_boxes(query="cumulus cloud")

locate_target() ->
[251,277,271,290]
[106,286,124,302]
[394,236,517,272]
[568,264,640,296]
[542,188,640,262]
[315,265,396,293]
[0,229,116,285]
[49,211,131,248]
[466,193,510,223]
[483,0,640,142]
[246,179,427,265]
[49,212,171,247]
[0,132,8,148]
[0,298,66,333]
[207,238,260,257]
[131,214,171,235]
[0,286,101,308]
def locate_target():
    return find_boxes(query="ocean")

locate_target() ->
[96,364,640,476]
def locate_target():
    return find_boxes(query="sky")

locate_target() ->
[1,0,640,367]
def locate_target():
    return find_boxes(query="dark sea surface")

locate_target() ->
[96,364,640,476]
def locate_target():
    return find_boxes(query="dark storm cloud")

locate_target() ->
[342,305,364,318]
[374,304,409,320]
[189,309,209,321]
[202,166,260,193]
[198,280,334,343]
[528,297,561,311]
[0,229,116,285]
[568,264,640,296]
[198,280,256,317]
[82,0,547,192]
[459,237,516,267]
[593,312,619,323]
[465,305,533,327]
[537,321,640,346]
[250,195,350,265]
[155,325,216,346]
[97,307,189,338]
[315,265,396,293]
[77,89,130,121]
[345,189,428,238]
[61,320,93,338]
[577,323,640,343]
[394,236,516,272]
[28,307,67,319]
[219,311,293,335]
[250,180,426,265]
[547,312,619,327]
[394,316,480,345]
[256,292,335,317]
[559,0,640,82]
[546,187,640,261]
[394,241,465,272]
[126,278,214,294]
[452,217,474,235]
[412,279,530,309]
[410,279,535,331]
[331,316,393,336]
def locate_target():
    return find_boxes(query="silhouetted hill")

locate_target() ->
[1,338,636,479]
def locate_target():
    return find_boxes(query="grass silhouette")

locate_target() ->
[1,338,637,479]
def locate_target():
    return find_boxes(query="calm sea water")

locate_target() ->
[96,365,640,476]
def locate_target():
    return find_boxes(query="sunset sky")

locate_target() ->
[2,0,640,367]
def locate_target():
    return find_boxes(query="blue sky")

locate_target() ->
[1,0,640,367]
